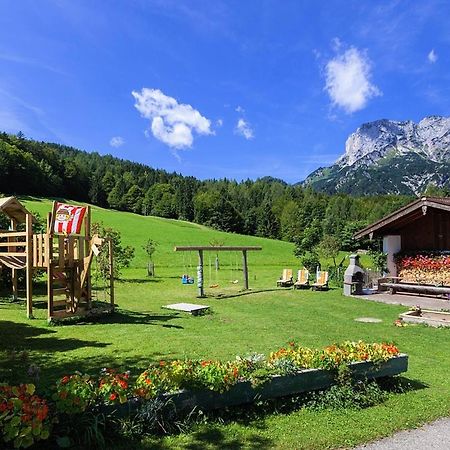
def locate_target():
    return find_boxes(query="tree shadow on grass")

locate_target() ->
[214,288,281,299]
[0,319,111,385]
[91,309,184,329]
[182,427,273,450]
[0,320,108,352]
[119,278,163,284]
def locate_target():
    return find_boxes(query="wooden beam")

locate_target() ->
[47,234,54,320]
[108,238,115,311]
[174,246,262,252]
[197,250,204,298]
[84,205,91,306]
[10,218,18,301]
[242,250,249,290]
[25,213,33,318]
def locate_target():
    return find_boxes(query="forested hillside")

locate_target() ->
[0,133,413,248]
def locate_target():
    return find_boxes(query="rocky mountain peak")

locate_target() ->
[337,116,450,168]
[304,116,450,196]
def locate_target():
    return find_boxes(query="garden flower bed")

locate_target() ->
[1,341,407,448]
[396,252,450,285]
[156,354,408,413]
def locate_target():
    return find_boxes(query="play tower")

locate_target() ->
[0,197,114,321]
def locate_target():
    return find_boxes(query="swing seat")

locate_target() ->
[182,275,195,284]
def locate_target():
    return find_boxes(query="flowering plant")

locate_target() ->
[268,341,399,371]
[396,252,450,285]
[194,360,242,392]
[98,369,131,404]
[53,372,97,414]
[0,383,50,448]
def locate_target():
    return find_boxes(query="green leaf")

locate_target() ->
[25,384,35,395]
[56,436,72,448]
[40,429,50,440]
[10,416,21,427]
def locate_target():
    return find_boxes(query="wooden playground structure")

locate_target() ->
[0,197,114,321]
[174,245,262,297]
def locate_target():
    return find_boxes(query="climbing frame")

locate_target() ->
[0,197,114,321]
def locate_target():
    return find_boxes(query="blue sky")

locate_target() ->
[0,0,449,183]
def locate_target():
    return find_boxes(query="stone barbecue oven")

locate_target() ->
[343,254,365,296]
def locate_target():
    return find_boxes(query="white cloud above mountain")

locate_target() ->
[325,46,381,114]
[132,88,213,149]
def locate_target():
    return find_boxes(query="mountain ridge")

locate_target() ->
[304,115,450,195]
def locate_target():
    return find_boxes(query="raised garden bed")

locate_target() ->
[109,355,408,416]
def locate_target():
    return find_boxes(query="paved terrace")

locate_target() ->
[355,290,450,311]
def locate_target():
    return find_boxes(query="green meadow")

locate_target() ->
[1,198,449,449]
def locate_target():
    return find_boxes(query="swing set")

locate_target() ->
[174,245,262,297]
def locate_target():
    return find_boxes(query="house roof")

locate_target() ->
[0,197,34,224]
[354,196,450,240]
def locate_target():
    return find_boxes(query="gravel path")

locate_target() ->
[354,417,450,449]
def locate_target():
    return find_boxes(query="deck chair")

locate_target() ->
[311,271,329,291]
[277,269,293,287]
[293,269,309,289]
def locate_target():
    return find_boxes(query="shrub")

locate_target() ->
[0,383,51,448]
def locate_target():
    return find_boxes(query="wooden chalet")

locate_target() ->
[354,197,450,276]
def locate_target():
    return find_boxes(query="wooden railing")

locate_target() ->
[0,231,27,257]
[33,234,89,268]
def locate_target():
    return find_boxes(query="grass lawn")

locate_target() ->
[1,198,449,449]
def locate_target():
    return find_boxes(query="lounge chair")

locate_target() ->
[277,269,293,287]
[311,271,329,291]
[293,269,309,289]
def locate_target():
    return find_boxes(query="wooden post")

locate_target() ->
[84,205,91,308]
[47,233,54,320]
[242,250,249,290]
[197,250,204,298]
[10,218,18,301]
[25,213,33,318]
[108,238,114,311]
[47,202,57,234]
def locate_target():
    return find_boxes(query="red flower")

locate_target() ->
[109,393,117,401]
[61,376,70,384]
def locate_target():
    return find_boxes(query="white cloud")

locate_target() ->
[235,118,254,140]
[235,105,245,113]
[325,46,381,114]
[216,118,223,127]
[428,49,438,63]
[109,136,125,147]
[132,88,213,149]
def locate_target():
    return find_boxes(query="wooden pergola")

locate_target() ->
[174,246,262,297]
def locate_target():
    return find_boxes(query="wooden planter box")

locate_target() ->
[106,355,408,416]
[164,354,408,412]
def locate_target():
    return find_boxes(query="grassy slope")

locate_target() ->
[0,198,449,449]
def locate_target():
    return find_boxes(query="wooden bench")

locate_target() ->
[379,281,450,297]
